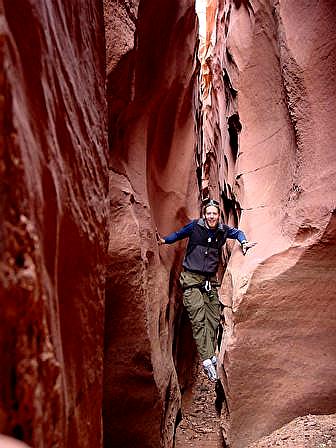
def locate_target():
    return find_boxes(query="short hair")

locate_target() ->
[203,199,220,212]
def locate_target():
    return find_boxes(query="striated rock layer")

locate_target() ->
[200,0,336,447]
[1,1,108,447]
[103,1,200,447]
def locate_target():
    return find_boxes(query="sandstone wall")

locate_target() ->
[103,1,200,447]
[3,1,335,447]
[200,0,336,446]
[1,1,108,447]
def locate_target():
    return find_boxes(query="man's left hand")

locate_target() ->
[241,241,257,255]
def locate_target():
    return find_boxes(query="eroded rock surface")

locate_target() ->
[1,1,108,447]
[103,1,200,447]
[200,0,336,447]
[247,413,336,448]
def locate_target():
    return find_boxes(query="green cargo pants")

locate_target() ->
[179,271,220,361]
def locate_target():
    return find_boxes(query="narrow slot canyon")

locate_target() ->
[1,1,336,448]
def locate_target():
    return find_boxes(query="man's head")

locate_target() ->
[203,199,220,229]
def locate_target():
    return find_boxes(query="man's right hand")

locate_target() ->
[156,230,165,245]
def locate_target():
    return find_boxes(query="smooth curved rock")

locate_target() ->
[103,1,199,447]
[200,0,336,447]
[0,435,31,448]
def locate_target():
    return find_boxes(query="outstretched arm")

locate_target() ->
[157,220,195,245]
[226,227,247,244]
[226,226,257,255]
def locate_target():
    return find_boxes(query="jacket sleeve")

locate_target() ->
[163,220,195,244]
[226,226,247,244]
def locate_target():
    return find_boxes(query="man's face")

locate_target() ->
[204,205,220,229]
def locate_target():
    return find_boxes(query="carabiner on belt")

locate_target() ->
[205,280,212,292]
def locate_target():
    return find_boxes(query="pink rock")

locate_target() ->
[0,435,30,448]
[103,0,200,446]
[200,0,336,447]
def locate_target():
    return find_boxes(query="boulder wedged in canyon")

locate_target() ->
[1,1,108,447]
[103,1,200,447]
[199,0,336,447]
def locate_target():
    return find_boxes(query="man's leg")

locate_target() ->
[203,288,220,358]
[180,272,218,381]
[182,286,209,361]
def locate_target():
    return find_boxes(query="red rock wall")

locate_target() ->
[4,1,335,447]
[1,1,108,447]
[103,1,200,447]
[201,0,336,446]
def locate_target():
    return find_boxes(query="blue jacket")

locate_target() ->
[164,219,246,275]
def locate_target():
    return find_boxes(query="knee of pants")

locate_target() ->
[190,319,205,332]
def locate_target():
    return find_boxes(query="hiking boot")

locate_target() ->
[202,358,217,382]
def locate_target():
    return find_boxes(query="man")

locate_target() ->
[157,199,255,382]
